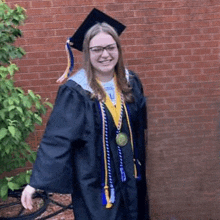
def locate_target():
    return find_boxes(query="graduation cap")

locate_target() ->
[69,8,126,52]
[56,8,126,83]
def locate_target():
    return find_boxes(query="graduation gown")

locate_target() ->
[30,69,149,220]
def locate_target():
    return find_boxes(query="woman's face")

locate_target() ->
[89,32,119,77]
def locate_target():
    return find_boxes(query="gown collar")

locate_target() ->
[68,68,130,93]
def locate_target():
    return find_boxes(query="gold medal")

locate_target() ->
[116,132,128,147]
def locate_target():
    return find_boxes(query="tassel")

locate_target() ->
[110,187,115,203]
[102,187,107,205]
[136,159,142,181]
[104,186,113,208]
[56,39,74,84]
[133,158,138,179]
[120,167,126,182]
[65,40,74,78]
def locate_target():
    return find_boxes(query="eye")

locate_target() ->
[91,47,102,53]
[107,45,116,51]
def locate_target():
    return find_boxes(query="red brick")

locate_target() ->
[44,22,65,29]
[165,56,182,63]
[165,83,184,90]
[29,65,49,73]
[105,4,124,12]
[155,50,172,57]
[175,62,192,69]
[174,89,193,96]
[183,55,202,62]
[164,43,182,50]
[155,64,173,70]
[27,8,49,16]
[174,49,192,56]
[31,1,52,8]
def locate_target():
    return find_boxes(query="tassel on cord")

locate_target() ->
[120,167,127,182]
[124,103,142,180]
[135,159,142,181]
[56,39,74,84]
[133,159,138,179]
[102,187,107,205]
[110,186,115,203]
[104,186,113,208]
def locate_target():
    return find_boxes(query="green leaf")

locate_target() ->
[16,106,23,114]
[8,125,16,137]
[25,174,30,184]
[8,105,16,111]
[0,128,7,140]
[8,182,20,190]
[14,129,21,141]
[24,118,31,127]
[35,101,41,110]
[7,63,18,76]
[8,98,13,105]
[22,96,32,108]
[28,90,36,100]
[14,173,26,185]
[5,146,11,154]
[16,87,24,94]
[9,111,16,119]
[45,102,53,109]
[0,183,8,199]
[28,151,37,163]
[34,113,42,124]
[0,110,5,120]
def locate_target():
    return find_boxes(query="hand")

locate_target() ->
[21,185,36,210]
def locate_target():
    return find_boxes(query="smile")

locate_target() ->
[99,60,112,64]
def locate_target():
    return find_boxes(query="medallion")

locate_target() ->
[116,132,128,147]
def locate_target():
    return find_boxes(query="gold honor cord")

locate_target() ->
[123,103,138,178]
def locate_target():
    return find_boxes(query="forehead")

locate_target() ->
[89,32,116,47]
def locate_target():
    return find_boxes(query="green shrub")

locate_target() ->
[0,0,53,200]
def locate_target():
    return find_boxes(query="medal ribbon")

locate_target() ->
[99,76,121,126]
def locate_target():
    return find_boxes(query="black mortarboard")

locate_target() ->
[69,8,126,52]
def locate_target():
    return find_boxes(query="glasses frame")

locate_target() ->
[89,43,118,55]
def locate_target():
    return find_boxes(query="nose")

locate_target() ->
[101,48,110,57]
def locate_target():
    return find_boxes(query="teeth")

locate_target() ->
[100,60,111,63]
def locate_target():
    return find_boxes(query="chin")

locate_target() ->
[99,66,115,74]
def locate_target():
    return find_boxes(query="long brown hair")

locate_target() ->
[82,22,133,102]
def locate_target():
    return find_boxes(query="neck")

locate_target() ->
[95,70,114,82]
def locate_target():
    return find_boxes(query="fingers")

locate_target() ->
[21,185,36,210]
[21,192,33,210]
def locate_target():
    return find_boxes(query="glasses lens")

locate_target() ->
[90,47,103,54]
[106,45,117,52]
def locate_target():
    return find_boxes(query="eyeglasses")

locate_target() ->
[89,43,117,55]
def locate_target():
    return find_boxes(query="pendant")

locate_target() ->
[116,132,128,147]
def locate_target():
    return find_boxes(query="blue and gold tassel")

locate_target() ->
[56,39,74,83]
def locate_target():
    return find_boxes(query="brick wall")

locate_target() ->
[7,0,220,219]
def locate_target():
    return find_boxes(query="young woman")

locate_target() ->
[21,9,149,220]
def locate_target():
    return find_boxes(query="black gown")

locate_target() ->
[30,70,149,220]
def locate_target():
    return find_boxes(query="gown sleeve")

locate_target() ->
[29,84,85,194]
[130,71,147,130]
[130,71,149,218]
